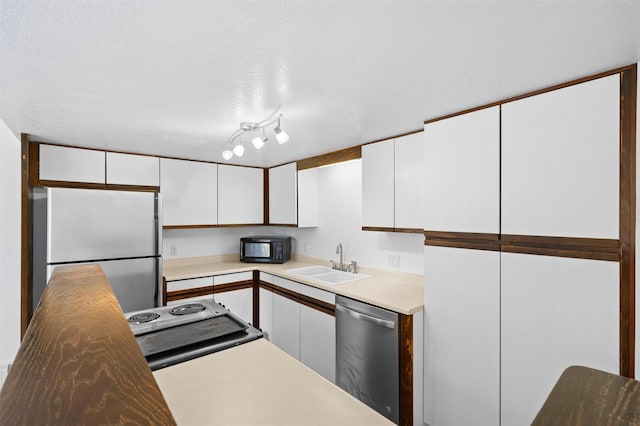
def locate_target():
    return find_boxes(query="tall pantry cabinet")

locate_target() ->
[423,68,635,426]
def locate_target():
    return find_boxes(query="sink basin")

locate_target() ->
[285,265,371,285]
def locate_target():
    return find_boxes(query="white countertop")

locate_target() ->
[163,254,424,315]
[153,339,394,426]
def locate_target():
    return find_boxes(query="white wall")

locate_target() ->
[0,120,21,371]
[163,160,424,275]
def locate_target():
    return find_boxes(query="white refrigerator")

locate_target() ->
[32,187,162,314]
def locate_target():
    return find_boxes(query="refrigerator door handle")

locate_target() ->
[156,193,162,256]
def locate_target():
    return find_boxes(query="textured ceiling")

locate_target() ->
[1,1,639,167]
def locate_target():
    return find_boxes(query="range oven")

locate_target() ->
[126,299,262,370]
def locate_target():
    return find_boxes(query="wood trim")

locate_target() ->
[213,280,253,293]
[166,286,213,302]
[263,168,269,225]
[619,64,637,377]
[393,227,424,234]
[398,314,413,426]
[253,270,260,328]
[268,223,298,227]
[296,146,361,171]
[162,276,167,306]
[163,224,219,230]
[216,223,267,228]
[361,128,424,147]
[424,230,501,252]
[362,226,396,233]
[28,141,39,185]
[35,179,159,193]
[20,134,31,338]
[500,234,619,251]
[425,64,638,125]
[259,281,335,317]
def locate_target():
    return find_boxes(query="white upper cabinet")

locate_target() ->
[501,75,619,239]
[106,152,160,186]
[39,145,106,184]
[500,253,619,425]
[160,158,217,226]
[269,162,297,225]
[218,165,264,225]
[424,106,500,234]
[297,167,319,228]
[362,139,395,228]
[394,132,424,230]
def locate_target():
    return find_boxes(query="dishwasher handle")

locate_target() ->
[335,303,396,329]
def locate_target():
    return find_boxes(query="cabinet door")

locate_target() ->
[218,165,264,225]
[271,278,301,359]
[423,106,500,233]
[160,158,217,226]
[394,132,424,230]
[299,284,336,383]
[501,75,619,238]
[269,162,297,225]
[106,152,159,186]
[297,168,319,228]
[424,246,500,426]
[213,272,253,324]
[500,253,619,425]
[362,140,394,228]
[39,145,105,184]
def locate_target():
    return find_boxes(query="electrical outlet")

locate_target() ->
[170,245,178,256]
[303,242,308,253]
[388,254,400,269]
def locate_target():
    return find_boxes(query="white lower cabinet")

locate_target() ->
[271,278,301,359]
[424,246,500,426]
[299,285,336,383]
[424,246,620,426]
[500,253,619,425]
[213,272,253,324]
[260,274,336,383]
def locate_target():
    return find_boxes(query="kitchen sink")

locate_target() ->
[285,265,371,285]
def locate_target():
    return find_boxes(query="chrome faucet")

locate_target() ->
[331,243,358,273]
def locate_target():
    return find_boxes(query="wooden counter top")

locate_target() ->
[153,338,394,426]
[532,365,640,425]
[164,254,424,315]
[0,265,176,425]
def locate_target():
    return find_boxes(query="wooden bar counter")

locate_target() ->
[0,265,175,425]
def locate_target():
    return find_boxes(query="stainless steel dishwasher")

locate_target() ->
[336,295,399,424]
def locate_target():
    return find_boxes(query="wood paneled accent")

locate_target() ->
[163,224,219,230]
[424,230,501,251]
[398,314,413,426]
[166,286,213,302]
[362,226,396,233]
[20,134,31,337]
[252,270,260,328]
[363,128,423,146]
[296,145,361,170]
[259,281,335,317]
[263,168,269,225]
[619,64,637,377]
[532,366,640,425]
[35,179,159,192]
[162,276,167,306]
[501,234,621,262]
[214,280,253,293]
[0,265,176,425]
[365,226,423,234]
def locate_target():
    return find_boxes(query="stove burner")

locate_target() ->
[169,303,206,316]
[128,312,160,324]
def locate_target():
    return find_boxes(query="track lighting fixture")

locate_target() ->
[221,106,290,161]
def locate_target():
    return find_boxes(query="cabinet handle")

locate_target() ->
[335,304,395,329]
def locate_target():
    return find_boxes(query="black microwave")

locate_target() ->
[240,236,292,264]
